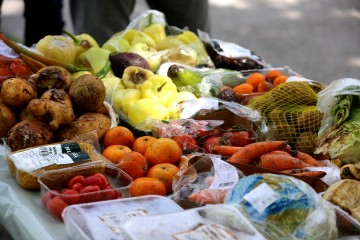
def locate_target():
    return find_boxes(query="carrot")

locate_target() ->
[228,140,288,165]
[259,153,313,171]
[268,150,291,156]
[188,189,228,204]
[211,145,243,156]
[293,171,327,178]
[291,150,325,167]
[281,168,310,174]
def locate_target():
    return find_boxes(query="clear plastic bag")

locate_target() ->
[172,154,245,208]
[225,173,338,240]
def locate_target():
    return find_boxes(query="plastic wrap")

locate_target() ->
[62,195,183,240]
[105,9,213,68]
[38,161,133,221]
[172,154,245,208]
[199,31,270,71]
[315,78,360,163]
[120,204,266,240]
[225,173,338,240]
[316,78,360,137]
[2,131,110,190]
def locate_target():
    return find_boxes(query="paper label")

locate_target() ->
[11,142,90,172]
[99,209,149,235]
[173,223,239,240]
[243,183,280,213]
[210,157,239,190]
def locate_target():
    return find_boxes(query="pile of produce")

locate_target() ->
[0,9,359,240]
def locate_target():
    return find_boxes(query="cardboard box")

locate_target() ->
[192,109,257,131]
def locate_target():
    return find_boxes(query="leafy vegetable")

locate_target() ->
[315,80,360,163]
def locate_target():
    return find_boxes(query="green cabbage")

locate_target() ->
[315,80,360,163]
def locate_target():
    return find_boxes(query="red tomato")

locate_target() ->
[228,131,254,147]
[172,134,198,151]
[9,59,33,77]
[79,185,102,203]
[194,128,222,138]
[68,175,85,189]
[71,182,83,192]
[82,176,103,188]
[46,197,68,220]
[202,136,221,153]
[101,187,121,200]
[61,189,80,205]
[92,173,110,189]
[41,190,59,206]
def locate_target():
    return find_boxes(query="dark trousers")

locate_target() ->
[23,0,64,46]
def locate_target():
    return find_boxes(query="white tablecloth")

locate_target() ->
[0,145,68,240]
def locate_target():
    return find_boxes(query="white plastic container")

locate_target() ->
[120,204,265,240]
[62,195,183,240]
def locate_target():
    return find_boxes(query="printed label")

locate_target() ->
[99,209,149,234]
[243,183,280,213]
[174,223,239,240]
[11,143,90,172]
[210,157,239,190]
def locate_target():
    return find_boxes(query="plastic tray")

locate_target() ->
[62,195,183,240]
[319,192,360,237]
[38,161,133,221]
[121,204,265,240]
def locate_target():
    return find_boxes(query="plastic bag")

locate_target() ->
[105,9,213,68]
[315,78,360,163]
[172,154,245,208]
[225,173,338,240]
[247,81,322,153]
[199,31,270,71]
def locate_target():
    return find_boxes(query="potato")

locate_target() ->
[7,119,54,151]
[0,103,17,138]
[69,74,105,113]
[56,112,111,142]
[1,77,36,108]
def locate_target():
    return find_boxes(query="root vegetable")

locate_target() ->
[69,74,105,113]
[227,140,288,165]
[0,103,17,138]
[27,89,75,130]
[56,112,110,142]
[0,77,36,108]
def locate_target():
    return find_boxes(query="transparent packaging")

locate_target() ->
[62,195,183,240]
[121,204,266,240]
[38,161,133,221]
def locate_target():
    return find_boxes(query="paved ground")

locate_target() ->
[1,0,359,85]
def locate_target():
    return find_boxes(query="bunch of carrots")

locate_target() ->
[212,140,327,178]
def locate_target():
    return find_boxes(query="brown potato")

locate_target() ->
[0,103,17,138]
[1,77,36,108]
[7,119,54,151]
[69,74,105,113]
[56,112,111,142]
[34,66,73,96]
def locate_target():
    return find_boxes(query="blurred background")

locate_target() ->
[0,0,359,85]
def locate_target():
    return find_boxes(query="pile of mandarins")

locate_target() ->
[101,126,187,197]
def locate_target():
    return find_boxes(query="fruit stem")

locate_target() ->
[19,53,46,73]
[95,60,111,79]
[0,32,89,73]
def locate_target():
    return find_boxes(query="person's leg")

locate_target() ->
[145,0,210,34]
[23,0,64,46]
[70,0,136,45]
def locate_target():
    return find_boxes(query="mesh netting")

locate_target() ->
[247,81,323,153]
